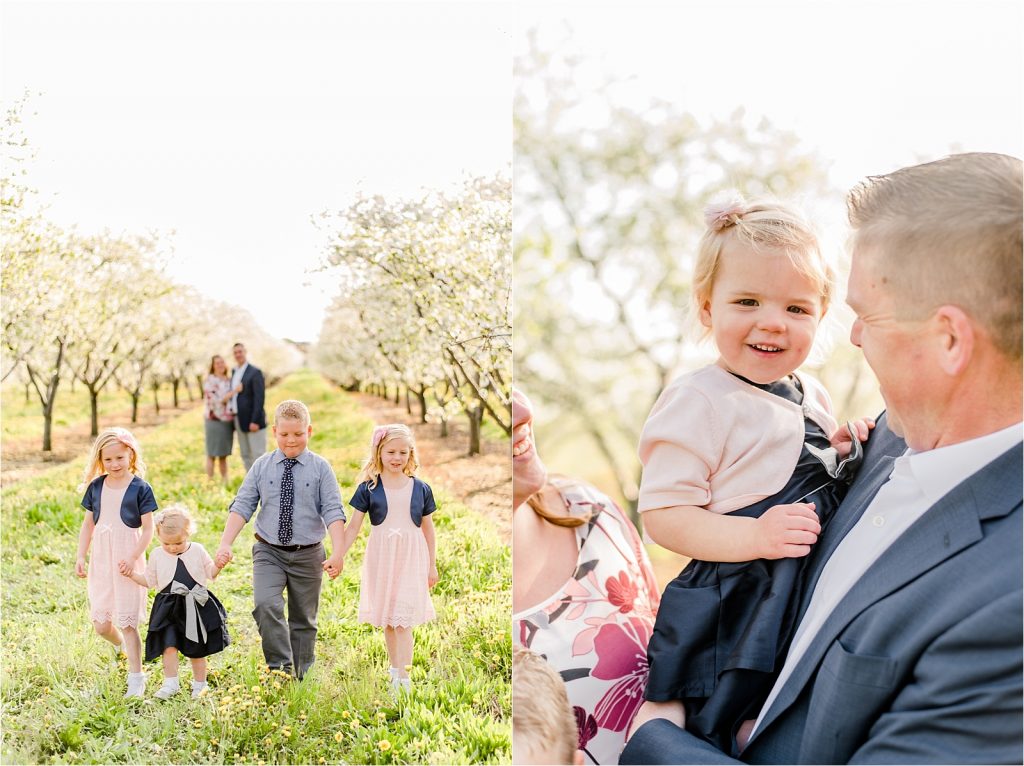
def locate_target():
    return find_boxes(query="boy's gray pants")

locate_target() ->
[251,540,325,679]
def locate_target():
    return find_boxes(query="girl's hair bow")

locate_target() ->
[704,194,747,232]
[370,425,389,452]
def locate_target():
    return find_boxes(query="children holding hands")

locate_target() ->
[76,428,157,698]
[122,505,229,699]
[215,400,347,680]
[341,424,439,693]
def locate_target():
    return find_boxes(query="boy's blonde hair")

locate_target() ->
[274,400,311,427]
[512,647,578,765]
[357,423,419,488]
[847,152,1023,359]
[691,195,833,337]
[154,503,197,539]
[80,427,146,490]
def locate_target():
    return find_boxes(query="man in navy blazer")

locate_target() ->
[622,152,1023,765]
[231,342,267,472]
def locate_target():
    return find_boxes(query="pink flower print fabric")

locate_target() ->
[513,480,660,765]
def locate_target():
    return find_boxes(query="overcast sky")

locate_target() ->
[2,0,512,342]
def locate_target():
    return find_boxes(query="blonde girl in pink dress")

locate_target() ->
[342,424,438,693]
[75,428,157,697]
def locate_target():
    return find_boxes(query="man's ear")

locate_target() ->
[932,305,975,376]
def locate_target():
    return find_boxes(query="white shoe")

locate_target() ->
[191,681,208,699]
[124,673,146,698]
[154,680,180,700]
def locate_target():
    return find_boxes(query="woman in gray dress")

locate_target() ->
[203,355,239,482]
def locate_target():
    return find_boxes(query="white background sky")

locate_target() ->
[517,0,1022,231]
[2,0,512,342]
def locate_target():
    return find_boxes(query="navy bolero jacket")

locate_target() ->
[81,475,158,528]
[348,477,436,527]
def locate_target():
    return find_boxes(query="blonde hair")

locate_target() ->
[525,475,588,528]
[274,399,311,427]
[847,152,1023,359]
[357,424,419,488]
[80,427,145,489]
[512,647,578,765]
[691,196,833,338]
[154,503,196,539]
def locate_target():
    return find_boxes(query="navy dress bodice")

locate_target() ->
[644,374,862,754]
[144,557,230,662]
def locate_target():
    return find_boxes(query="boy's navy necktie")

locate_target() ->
[279,458,299,544]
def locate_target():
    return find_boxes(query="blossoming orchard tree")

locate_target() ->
[313,174,511,455]
[514,35,837,516]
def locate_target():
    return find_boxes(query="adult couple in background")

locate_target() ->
[202,342,267,480]
[513,153,1022,766]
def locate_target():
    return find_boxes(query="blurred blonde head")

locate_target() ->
[80,427,146,489]
[691,194,834,338]
[154,503,197,541]
[512,647,581,766]
[274,399,311,428]
[357,423,419,488]
[847,152,1022,359]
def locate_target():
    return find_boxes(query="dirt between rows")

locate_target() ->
[1,392,511,545]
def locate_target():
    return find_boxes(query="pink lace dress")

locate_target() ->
[87,480,147,628]
[513,479,660,765]
[358,478,436,628]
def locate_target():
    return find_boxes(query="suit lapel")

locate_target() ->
[758,442,1022,735]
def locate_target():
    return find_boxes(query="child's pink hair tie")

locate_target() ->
[115,430,137,451]
[370,425,389,452]
[704,194,746,232]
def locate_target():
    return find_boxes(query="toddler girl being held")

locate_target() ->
[75,427,157,697]
[632,197,873,752]
[123,504,229,699]
[342,424,439,694]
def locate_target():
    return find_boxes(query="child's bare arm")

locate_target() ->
[76,513,95,578]
[339,511,365,557]
[121,569,149,587]
[422,515,438,587]
[643,502,820,562]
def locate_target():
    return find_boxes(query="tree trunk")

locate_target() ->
[405,386,412,415]
[24,382,30,404]
[184,375,194,402]
[131,393,140,423]
[440,414,448,438]
[42,401,54,452]
[172,378,180,408]
[152,382,161,415]
[90,390,100,438]
[415,386,427,424]
[466,402,483,456]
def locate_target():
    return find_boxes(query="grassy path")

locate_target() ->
[1,370,511,765]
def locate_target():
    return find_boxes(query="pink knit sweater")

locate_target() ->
[638,364,837,515]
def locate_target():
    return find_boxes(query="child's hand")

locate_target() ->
[215,546,233,569]
[427,565,438,588]
[830,417,875,457]
[117,559,133,576]
[322,553,344,580]
[755,503,820,559]
[75,558,87,578]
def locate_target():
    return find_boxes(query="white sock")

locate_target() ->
[388,667,400,679]
[125,672,146,696]
[192,680,207,692]
[161,676,180,690]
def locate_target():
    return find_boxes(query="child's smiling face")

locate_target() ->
[273,417,312,458]
[159,528,189,555]
[101,442,132,477]
[380,437,412,476]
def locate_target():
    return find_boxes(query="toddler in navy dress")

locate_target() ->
[124,504,229,699]
[631,197,874,753]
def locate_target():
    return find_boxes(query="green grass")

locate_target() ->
[1,369,511,765]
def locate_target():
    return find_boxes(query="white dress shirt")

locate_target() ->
[230,362,247,414]
[753,422,1023,735]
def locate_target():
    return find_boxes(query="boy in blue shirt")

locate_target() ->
[216,400,346,679]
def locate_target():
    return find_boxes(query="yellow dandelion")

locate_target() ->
[251,685,260,693]
[403,664,413,671]
[299,713,307,720]
[319,759,327,765]
[341,710,351,719]
[334,732,343,743]
[349,719,361,730]
[210,738,219,746]
[273,681,282,690]
[378,740,392,752]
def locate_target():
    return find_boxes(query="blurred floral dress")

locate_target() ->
[513,479,660,765]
